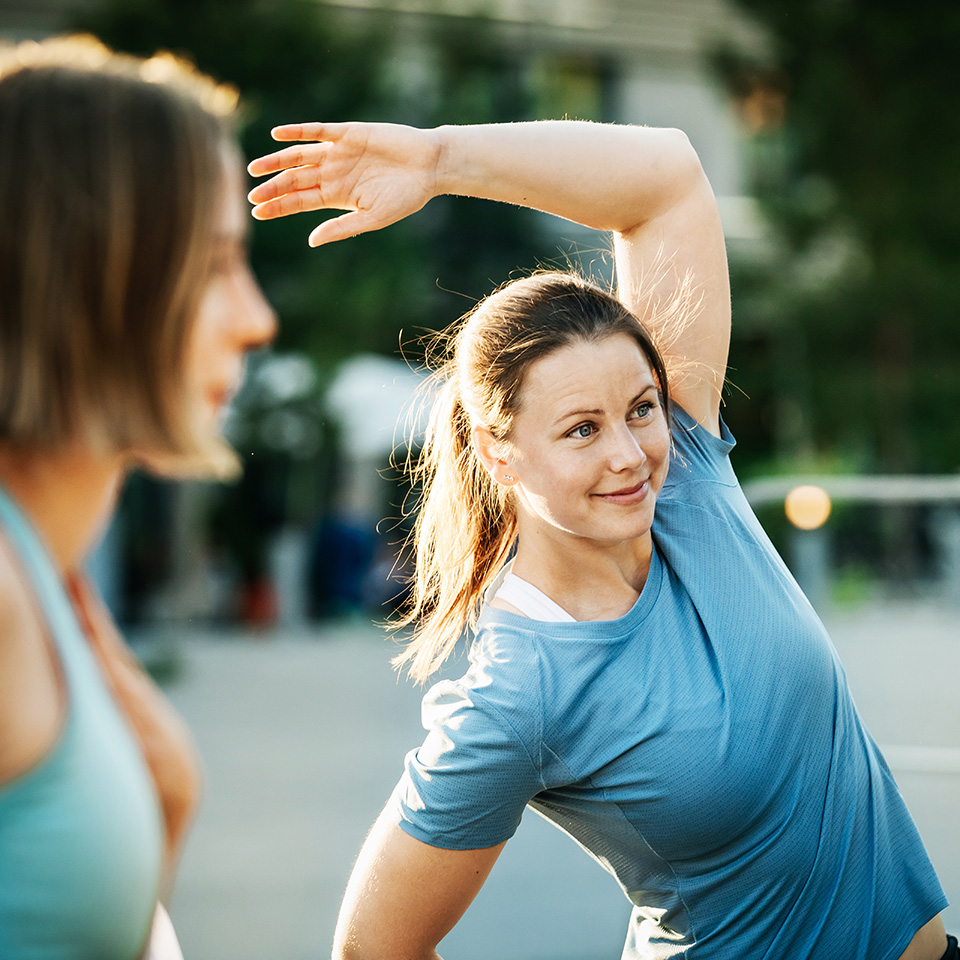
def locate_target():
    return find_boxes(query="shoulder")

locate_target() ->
[471,611,543,673]
[661,403,738,494]
[0,531,64,787]
[424,620,545,750]
[466,610,624,757]
[392,640,547,850]
[0,534,33,659]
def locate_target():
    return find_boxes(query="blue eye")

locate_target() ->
[570,423,594,439]
[632,401,654,420]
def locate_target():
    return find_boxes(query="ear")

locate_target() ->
[471,425,518,487]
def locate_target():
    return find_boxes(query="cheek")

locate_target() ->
[512,447,568,505]
[651,429,672,483]
[523,456,597,521]
[518,443,580,488]
[189,287,229,363]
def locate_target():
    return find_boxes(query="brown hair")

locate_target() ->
[393,271,671,681]
[0,35,240,474]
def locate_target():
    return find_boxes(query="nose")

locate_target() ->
[606,423,646,472]
[235,262,278,351]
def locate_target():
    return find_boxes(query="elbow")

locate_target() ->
[617,126,711,236]
[661,127,707,186]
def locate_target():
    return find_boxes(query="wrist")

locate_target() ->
[431,124,456,197]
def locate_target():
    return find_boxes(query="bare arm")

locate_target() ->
[248,120,729,433]
[332,808,505,960]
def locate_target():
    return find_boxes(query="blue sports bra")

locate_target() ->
[0,485,162,960]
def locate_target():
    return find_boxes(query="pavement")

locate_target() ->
[152,601,960,960]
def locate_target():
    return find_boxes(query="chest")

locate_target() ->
[539,560,841,865]
[0,620,162,959]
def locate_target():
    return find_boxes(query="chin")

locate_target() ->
[612,520,655,546]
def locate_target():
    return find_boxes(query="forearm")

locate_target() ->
[434,121,704,236]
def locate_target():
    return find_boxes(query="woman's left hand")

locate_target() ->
[247,121,442,247]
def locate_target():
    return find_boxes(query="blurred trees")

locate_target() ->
[73,0,543,365]
[720,1,960,475]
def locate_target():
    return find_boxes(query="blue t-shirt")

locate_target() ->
[388,407,948,959]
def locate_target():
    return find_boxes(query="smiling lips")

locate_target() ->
[594,479,650,504]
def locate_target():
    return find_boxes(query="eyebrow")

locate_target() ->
[552,383,658,427]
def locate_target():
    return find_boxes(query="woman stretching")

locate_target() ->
[249,120,952,959]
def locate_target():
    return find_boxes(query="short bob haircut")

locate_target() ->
[0,36,239,475]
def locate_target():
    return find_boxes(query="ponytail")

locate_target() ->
[392,374,517,682]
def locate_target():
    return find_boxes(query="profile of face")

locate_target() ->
[479,332,671,550]
[185,154,277,434]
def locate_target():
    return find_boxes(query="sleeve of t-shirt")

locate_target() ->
[665,404,737,488]
[385,677,545,850]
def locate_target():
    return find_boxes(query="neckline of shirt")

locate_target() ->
[477,544,664,640]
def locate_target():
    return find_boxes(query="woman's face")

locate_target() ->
[499,333,671,551]
[186,155,277,432]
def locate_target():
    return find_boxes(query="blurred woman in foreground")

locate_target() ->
[0,36,275,959]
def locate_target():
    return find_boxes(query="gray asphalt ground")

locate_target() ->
[154,601,959,960]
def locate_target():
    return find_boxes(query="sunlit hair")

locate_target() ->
[393,271,673,681]
[0,35,241,476]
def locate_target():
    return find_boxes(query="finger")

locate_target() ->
[247,142,327,178]
[271,121,350,143]
[247,178,277,204]
[308,210,380,247]
[251,186,331,221]
[247,163,320,204]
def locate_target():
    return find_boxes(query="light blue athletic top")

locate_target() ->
[0,486,162,960]
[389,407,948,959]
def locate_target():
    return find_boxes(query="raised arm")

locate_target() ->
[248,120,729,432]
[332,808,504,960]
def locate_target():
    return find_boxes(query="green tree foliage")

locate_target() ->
[720,1,960,474]
[72,0,543,368]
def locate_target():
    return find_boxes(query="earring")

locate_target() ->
[503,474,514,483]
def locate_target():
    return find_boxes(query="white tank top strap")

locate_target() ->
[485,560,576,622]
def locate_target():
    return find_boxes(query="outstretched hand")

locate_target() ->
[247,121,442,247]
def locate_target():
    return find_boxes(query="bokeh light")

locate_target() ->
[785,484,832,530]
